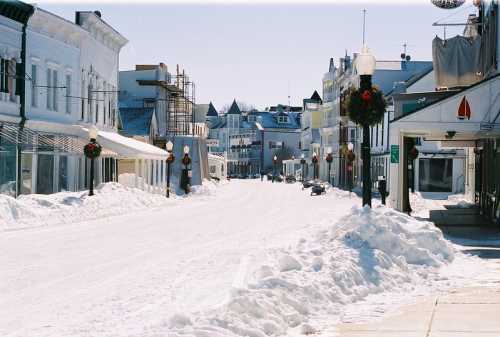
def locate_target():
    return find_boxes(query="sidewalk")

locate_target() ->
[337,246,500,337]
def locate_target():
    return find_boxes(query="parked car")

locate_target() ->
[311,182,326,196]
[274,175,284,182]
[302,180,315,189]
[285,175,296,183]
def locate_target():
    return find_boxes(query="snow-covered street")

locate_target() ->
[0,181,496,337]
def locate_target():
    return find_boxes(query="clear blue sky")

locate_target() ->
[39,1,471,111]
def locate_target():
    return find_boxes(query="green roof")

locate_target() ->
[227,99,241,115]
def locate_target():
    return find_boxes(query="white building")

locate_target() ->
[1,3,169,197]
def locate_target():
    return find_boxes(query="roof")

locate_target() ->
[373,61,433,95]
[310,90,322,102]
[256,111,301,130]
[227,100,241,115]
[391,72,500,124]
[119,107,155,137]
[0,0,34,24]
[207,102,219,117]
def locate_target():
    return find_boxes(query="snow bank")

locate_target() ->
[410,192,475,218]
[166,206,457,337]
[0,183,173,231]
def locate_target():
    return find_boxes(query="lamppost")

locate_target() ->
[312,152,318,180]
[84,126,102,196]
[355,45,376,207]
[165,140,175,198]
[180,145,191,195]
[347,142,355,193]
[300,153,306,182]
[272,155,277,183]
[325,147,333,185]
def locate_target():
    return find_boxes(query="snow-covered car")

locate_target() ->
[302,180,314,189]
[285,175,296,183]
[310,183,326,196]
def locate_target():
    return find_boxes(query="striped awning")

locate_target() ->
[0,122,117,156]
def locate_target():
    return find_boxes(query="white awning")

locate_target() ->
[95,129,167,160]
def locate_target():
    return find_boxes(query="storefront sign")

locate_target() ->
[390,145,399,163]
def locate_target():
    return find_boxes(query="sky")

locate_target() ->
[37,0,473,111]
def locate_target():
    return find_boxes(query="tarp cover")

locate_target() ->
[432,35,483,88]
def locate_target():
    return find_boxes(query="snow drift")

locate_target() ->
[166,206,456,337]
[0,181,222,231]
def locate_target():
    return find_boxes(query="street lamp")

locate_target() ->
[325,146,333,185]
[356,45,376,207]
[180,145,191,195]
[165,140,175,198]
[272,155,277,183]
[300,153,306,182]
[84,126,102,196]
[312,152,319,180]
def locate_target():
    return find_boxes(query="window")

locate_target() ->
[81,79,85,120]
[381,114,384,146]
[375,124,379,146]
[37,154,54,194]
[65,74,71,114]
[419,158,453,192]
[278,115,289,123]
[88,84,92,120]
[46,68,58,111]
[31,64,38,107]
[58,156,68,191]
[46,68,52,109]
[0,59,7,93]
[52,70,58,111]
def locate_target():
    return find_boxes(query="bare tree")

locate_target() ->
[220,101,257,114]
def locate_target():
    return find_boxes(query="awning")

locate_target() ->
[94,129,167,160]
[0,121,116,156]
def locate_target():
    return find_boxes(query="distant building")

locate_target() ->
[207,100,302,176]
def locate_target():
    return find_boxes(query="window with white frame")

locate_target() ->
[65,74,71,114]
[31,64,37,107]
[278,115,288,124]
[52,69,58,111]
[46,68,58,111]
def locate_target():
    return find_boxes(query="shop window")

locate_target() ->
[419,158,453,192]
[0,143,16,197]
[58,156,68,192]
[37,154,54,194]
[21,153,33,195]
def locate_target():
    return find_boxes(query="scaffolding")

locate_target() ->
[166,65,196,137]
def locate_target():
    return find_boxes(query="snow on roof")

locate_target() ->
[85,128,167,160]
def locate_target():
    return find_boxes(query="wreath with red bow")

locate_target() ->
[346,86,387,126]
[347,151,356,163]
[182,154,192,166]
[84,141,102,159]
[409,147,419,160]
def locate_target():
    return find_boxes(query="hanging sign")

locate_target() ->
[457,96,471,120]
[390,145,399,163]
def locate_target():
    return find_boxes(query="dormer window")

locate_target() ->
[278,115,288,124]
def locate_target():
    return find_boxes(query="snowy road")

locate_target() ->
[0,180,358,337]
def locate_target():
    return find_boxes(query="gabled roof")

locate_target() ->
[310,90,322,102]
[207,102,219,117]
[119,107,155,137]
[227,100,241,115]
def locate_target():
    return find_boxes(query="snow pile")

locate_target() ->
[410,192,475,218]
[190,179,219,197]
[0,183,171,231]
[166,206,457,336]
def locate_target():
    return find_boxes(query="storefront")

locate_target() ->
[389,73,500,223]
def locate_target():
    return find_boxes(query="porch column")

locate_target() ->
[146,159,151,192]
[152,160,158,193]
[140,159,145,191]
[134,159,139,188]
